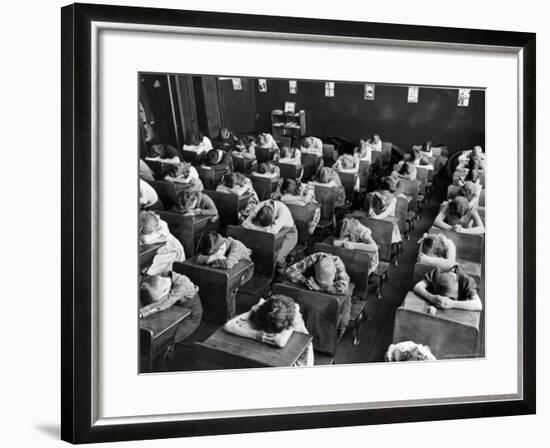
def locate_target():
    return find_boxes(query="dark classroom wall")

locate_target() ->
[248,79,485,154]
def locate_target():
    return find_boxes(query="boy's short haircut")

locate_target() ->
[419,234,437,256]
[431,270,459,297]
[206,149,221,165]
[250,294,296,333]
[253,204,274,227]
[197,231,224,256]
[140,275,163,306]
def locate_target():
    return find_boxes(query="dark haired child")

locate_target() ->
[195,231,251,270]
[223,295,313,366]
[204,149,234,177]
[413,266,482,311]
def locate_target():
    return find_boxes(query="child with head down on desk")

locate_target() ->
[242,199,298,275]
[285,252,351,337]
[139,272,203,344]
[223,294,313,367]
[139,211,185,272]
[195,231,252,270]
[333,217,379,275]
[413,266,482,312]
[172,190,219,222]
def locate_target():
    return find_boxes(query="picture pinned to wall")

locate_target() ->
[232,78,242,90]
[408,86,419,103]
[258,78,267,92]
[458,88,471,107]
[284,101,296,114]
[364,83,375,100]
[325,81,335,97]
[289,80,297,94]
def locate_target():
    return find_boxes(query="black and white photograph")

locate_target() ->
[138,74,486,373]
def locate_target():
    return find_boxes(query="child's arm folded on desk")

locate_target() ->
[224,312,293,347]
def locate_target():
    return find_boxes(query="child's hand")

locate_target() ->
[433,295,454,309]
[305,277,321,291]
[343,241,353,249]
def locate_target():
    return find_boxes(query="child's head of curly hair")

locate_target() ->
[249,295,296,333]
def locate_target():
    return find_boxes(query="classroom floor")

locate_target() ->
[169,177,448,371]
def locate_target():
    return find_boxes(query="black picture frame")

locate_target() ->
[61,2,536,444]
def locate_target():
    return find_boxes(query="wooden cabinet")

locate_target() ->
[271,109,306,140]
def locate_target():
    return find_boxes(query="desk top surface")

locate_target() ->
[402,291,481,328]
[139,242,166,257]
[182,257,253,275]
[204,327,312,367]
[140,305,191,338]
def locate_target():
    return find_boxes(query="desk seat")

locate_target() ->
[175,258,254,324]
[140,305,191,372]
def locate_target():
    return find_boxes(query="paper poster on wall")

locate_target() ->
[284,101,296,114]
[364,83,375,100]
[289,80,297,94]
[458,88,471,107]
[325,82,335,97]
[408,86,419,103]
[232,78,242,90]
[258,79,267,92]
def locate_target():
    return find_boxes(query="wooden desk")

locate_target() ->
[181,150,201,165]
[140,305,191,372]
[393,291,481,359]
[428,226,484,264]
[139,242,166,273]
[352,215,398,262]
[275,162,302,180]
[145,159,179,180]
[313,184,336,223]
[149,180,191,210]
[196,166,225,190]
[255,147,276,164]
[336,171,358,201]
[227,225,286,278]
[158,212,215,258]
[358,160,370,188]
[174,257,254,323]
[286,202,321,244]
[272,281,354,355]
[193,327,312,369]
[202,189,251,229]
[251,175,279,201]
[301,153,320,181]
